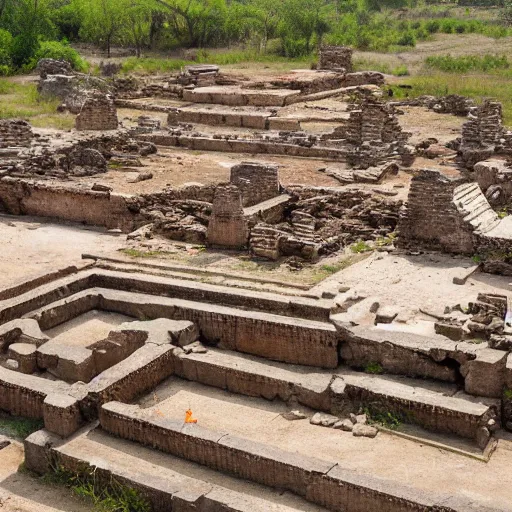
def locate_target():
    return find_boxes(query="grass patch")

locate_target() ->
[121,50,311,75]
[44,463,150,512]
[364,362,383,375]
[119,248,173,259]
[353,58,409,76]
[350,240,373,254]
[0,81,63,121]
[504,388,512,400]
[392,72,512,126]
[425,54,510,73]
[365,408,403,430]
[0,415,44,439]
[29,114,75,130]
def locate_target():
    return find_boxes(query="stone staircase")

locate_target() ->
[453,182,500,234]
[3,263,511,511]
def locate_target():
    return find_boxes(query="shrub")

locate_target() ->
[425,54,510,72]
[29,41,88,72]
[425,20,440,33]
[396,31,416,46]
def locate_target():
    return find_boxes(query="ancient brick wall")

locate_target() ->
[206,185,249,248]
[397,169,475,253]
[462,100,503,148]
[75,93,118,131]
[0,120,33,148]
[230,162,280,207]
[0,178,139,231]
[319,45,353,72]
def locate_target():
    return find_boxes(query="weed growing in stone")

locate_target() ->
[0,415,43,439]
[44,463,151,512]
[364,362,383,375]
[364,408,402,430]
[350,241,372,254]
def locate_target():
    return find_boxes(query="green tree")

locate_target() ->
[78,0,128,57]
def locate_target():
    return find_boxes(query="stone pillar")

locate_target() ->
[319,46,353,72]
[75,92,118,131]
[207,185,249,249]
[230,161,280,207]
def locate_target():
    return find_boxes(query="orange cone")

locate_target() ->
[185,408,197,424]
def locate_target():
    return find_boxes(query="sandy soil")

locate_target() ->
[0,442,89,512]
[327,249,512,322]
[138,378,512,510]
[0,215,124,289]
[44,311,132,348]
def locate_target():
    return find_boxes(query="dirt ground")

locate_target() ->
[0,215,124,289]
[0,442,89,512]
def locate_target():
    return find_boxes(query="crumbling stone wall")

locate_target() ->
[397,169,475,253]
[344,98,412,168]
[460,100,504,167]
[0,120,33,148]
[75,93,118,131]
[319,45,353,72]
[207,185,249,249]
[230,162,280,207]
[462,100,503,148]
[36,59,72,79]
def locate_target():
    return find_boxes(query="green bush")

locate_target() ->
[425,54,510,72]
[396,31,416,46]
[28,41,88,72]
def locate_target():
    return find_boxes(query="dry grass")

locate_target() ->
[0,79,73,129]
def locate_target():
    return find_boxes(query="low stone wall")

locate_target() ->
[75,93,118,131]
[137,133,348,161]
[0,119,33,148]
[0,178,139,231]
[96,401,493,512]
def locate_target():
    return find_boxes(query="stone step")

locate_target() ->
[26,288,339,369]
[171,346,497,444]
[92,401,505,512]
[336,323,508,399]
[25,427,326,512]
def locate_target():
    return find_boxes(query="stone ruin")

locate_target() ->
[0,119,33,149]
[459,100,504,166]
[230,161,280,207]
[394,94,475,116]
[206,184,249,249]
[343,98,413,168]
[75,92,118,131]
[36,58,72,79]
[177,64,220,87]
[319,45,353,72]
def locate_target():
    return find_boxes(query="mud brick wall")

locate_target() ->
[84,345,175,417]
[97,292,338,368]
[462,100,503,148]
[0,367,70,418]
[0,119,33,148]
[319,45,353,72]
[230,162,280,207]
[75,93,118,131]
[0,178,140,232]
[98,401,475,512]
[397,169,475,253]
[206,185,249,248]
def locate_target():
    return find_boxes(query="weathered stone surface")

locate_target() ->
[207,185,249,249]
[75,92,118,131]
[352,423,378,438]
